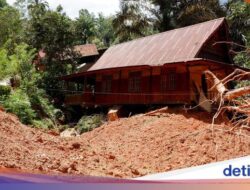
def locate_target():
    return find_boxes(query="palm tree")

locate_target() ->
[74,9,96,44]
[150,0,175,31]
[113,0,153,42]
[175,0,226,27]
[114,0,226,41]
[150,0,225,29]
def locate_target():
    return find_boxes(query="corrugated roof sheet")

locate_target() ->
[74,44,99,57]
[37,44,99,60]
[89,18,225,71]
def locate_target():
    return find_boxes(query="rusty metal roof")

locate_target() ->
[89,18,226,71]
[37,44,99,60]
[74,44,99,58]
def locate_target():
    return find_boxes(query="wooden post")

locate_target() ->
[83,77,87,93]
[108,106,122,121]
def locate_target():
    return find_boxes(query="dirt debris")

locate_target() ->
[0,109,250,178]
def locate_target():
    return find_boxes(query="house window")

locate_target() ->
[168,72,177,90]
[161,75,167,91]
[77,83,84,91]
[102,75,112,93]
[161,71,177,91]
[129,71,141,93]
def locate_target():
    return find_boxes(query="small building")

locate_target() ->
[33,44,105,72]
[61,18,247,107]
[73,44,106,73]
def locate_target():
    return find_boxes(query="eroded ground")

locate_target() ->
[0,109,250,178]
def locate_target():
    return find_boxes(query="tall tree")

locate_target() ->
[113,0,154,42]
[0,6,23,51]
[94,13,116,48]
[25,0,48,50]
[14,0,38,17]
[226,0,250,44]
[175,0,226,27]
[226,0,250,68]
[150,0,175,31]
[114,0,225,41]
[26,0,76,99]
[0,0,7,8]
[74,9,96,45]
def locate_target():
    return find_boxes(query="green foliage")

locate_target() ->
[28,88,57,121]
[11,43,36,78]
[226,1,250,69]
[2,85,58,127]
[176,0,226,27]
[0,0,7,8]
[25,1,77,98]
[0,85,11,97]
[93,14,116,48]
[75,114,104,134]
[12,44,58,125]
[32,118,54,129]
[27,3,74,54]
[0,48,10,79]
[0,6,23,50]
[74,9,96,44]
[113,0,154,42]
[234,52,250,68]
[0,0,249,130]
[2,89,36,124]
[150,0,175,31]
[57,124,69,132]
[0,43,58,127]
[73,10,116,48]
[226,1,250,43]
[113,0,225,41]
[0,43,36,85]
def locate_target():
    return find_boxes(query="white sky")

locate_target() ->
[6,0,228,19]
[6,0,120,18]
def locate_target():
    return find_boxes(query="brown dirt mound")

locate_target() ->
[0,109,250,178]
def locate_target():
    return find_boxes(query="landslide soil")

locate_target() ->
[0,109,250,178]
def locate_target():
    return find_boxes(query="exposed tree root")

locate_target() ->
[203,69,250,131]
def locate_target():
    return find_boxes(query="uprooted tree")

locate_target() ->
[203,68,250,130]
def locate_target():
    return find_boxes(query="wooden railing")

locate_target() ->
[64,92,190,106]
[64,93,93,106]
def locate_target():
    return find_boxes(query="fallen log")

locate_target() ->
[224,86,250,101]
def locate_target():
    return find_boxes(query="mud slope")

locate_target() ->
[0,109,250,178]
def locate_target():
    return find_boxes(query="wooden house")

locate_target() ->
[61,18,247,107]
[33,44,105,72]
[73,44,106,72]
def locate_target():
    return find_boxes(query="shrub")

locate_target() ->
[75,114,105,134]
[32,119,55,129]
[57,124,70,133]
[28,88,57,120]
[0,85,11,97]
[3,89,36,124]
[0,43,61,127]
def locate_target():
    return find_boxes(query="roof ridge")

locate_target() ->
[110,17,225,49]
